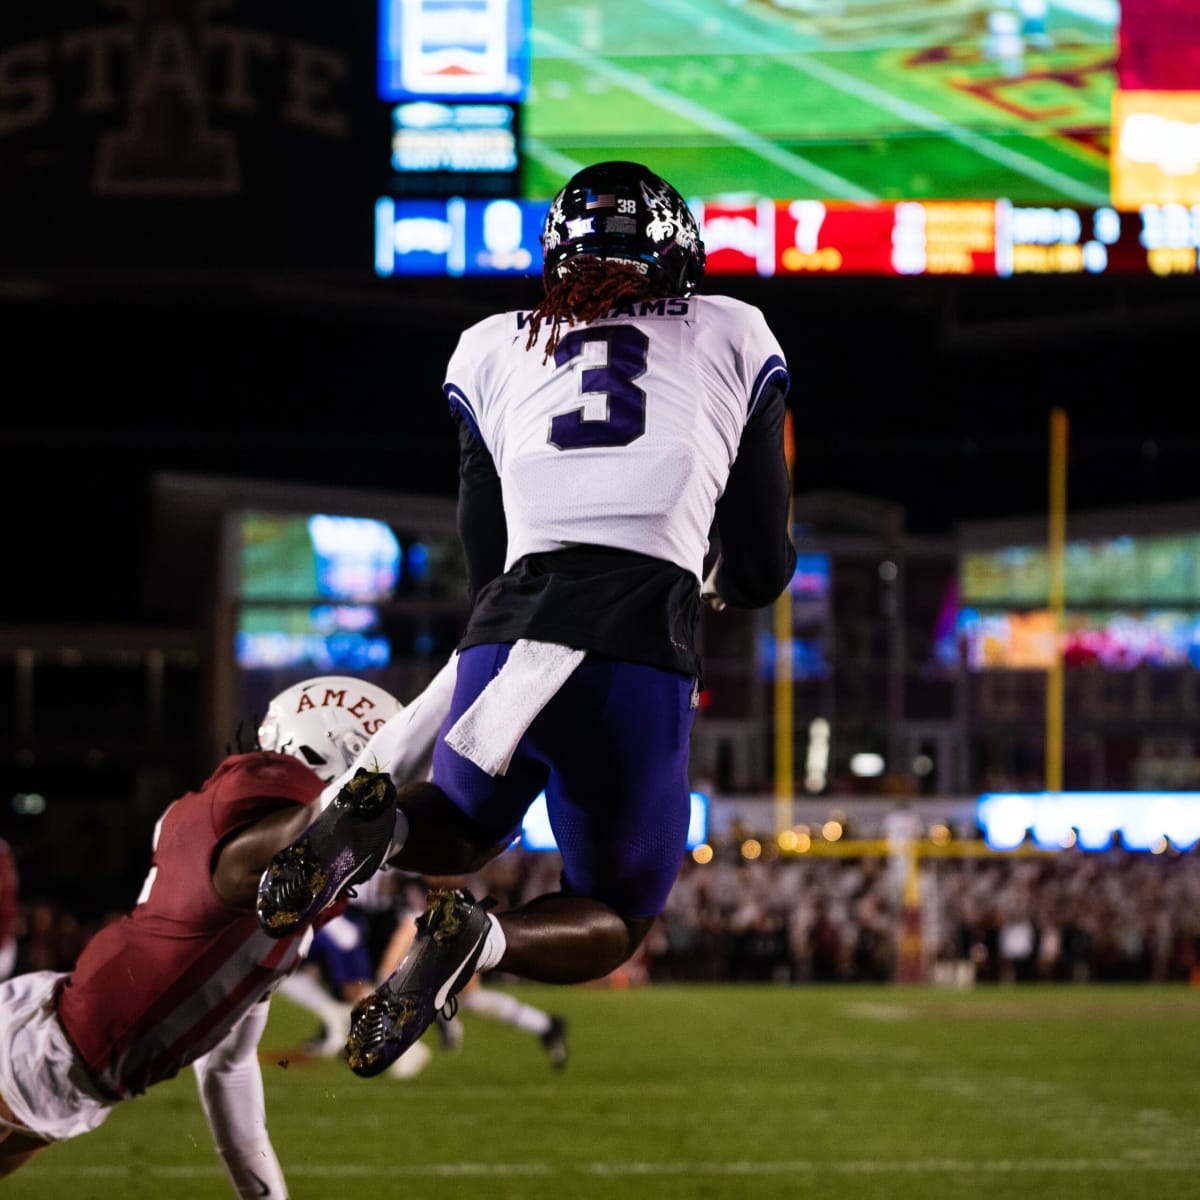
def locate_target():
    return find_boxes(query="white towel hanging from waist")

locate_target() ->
[444,639,586,776]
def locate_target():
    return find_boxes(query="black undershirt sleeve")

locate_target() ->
[711,383,797,609]
[455,415,507,602]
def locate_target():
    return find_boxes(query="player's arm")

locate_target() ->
[710,381,797,608]
[455,414,507,601]
[212,806,317,910]
[192,1002,288,1199]
[311,649,459,821]
[217,645,464,909]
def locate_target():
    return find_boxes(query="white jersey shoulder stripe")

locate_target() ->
[445,383,482,443]
[749,355,790,420]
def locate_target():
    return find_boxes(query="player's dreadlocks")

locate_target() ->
[524,257,665,362]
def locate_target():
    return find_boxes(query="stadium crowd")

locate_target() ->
[479,843,1200,988]
[10,844,1200,989]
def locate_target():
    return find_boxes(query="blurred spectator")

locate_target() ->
[0,842,17,981]
[23,841,1200,988]
[18,901,60,974]
[996,892,1037,983]
[643,845,1200,985]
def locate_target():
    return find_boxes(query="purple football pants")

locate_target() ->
[431,643,697,918]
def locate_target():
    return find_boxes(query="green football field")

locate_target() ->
[13,983,1200,1200]
[522,0,1117,206]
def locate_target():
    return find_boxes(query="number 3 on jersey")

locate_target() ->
[549,326,649,449]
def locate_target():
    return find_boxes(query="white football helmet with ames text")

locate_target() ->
[258,677,403,782]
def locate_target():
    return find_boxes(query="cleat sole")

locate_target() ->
[255,769,397,939]
[346,996,419,1078]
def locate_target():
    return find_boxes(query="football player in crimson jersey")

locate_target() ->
[257,160,797,1080]
[0,673,445,1196]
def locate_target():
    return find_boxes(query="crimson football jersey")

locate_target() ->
[56,753,320,1100]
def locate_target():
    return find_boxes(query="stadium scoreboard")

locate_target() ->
[379,0,529,200]
[374,0,1200,279]
[704,198,1200,278]
[375,195,1200,278]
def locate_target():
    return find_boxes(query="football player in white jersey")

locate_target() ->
[256,160,797,1079]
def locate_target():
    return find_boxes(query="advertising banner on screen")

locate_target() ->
[375,196,543,275]
[378,0,529,101]
[1112,90,1200,208]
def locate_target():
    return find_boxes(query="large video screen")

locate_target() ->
[236,512,403,671]
[958,527,1200,671]
[520,0,1118,208]
[958,606,1200,669]
[234,511,470,670]
[960,531,1200,606]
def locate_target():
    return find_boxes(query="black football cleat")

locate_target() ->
[256,768,397,938]
[540,1014,569,1071]
[346,887,494,1078]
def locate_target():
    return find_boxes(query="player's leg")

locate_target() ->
[385,780,515,876]
[375,907,418,979]
[252,769,400,936]
[456,982,569,1070]
[493,657,695,982]
[0,1092,51,1178]
[274,965,353,1057]
[0,1129,51,1177]
[0,972,115,1175]
[256,648,520,937]
[369,906,446,1077]
[345,656,692,1076]
[316,912,376,1006]
[345,648,551,1076]
[283,910,378,1055]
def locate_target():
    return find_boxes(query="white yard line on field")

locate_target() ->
[641,0,1112,206]
[530,27,879,201]
[28,1157,1200,1180]
[520,138,588,183]
[775,51,1110,206]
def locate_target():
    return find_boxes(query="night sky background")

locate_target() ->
[3,267,1198,628]
[2,3,1198,629]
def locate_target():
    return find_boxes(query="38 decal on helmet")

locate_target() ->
[541,160,706,296]
[258,676,403,783]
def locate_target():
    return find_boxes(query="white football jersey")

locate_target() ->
[444,293,788,583]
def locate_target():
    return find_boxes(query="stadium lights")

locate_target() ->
[849,752,885,777]
[976,791,1200,852]
[522,790,709,852]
